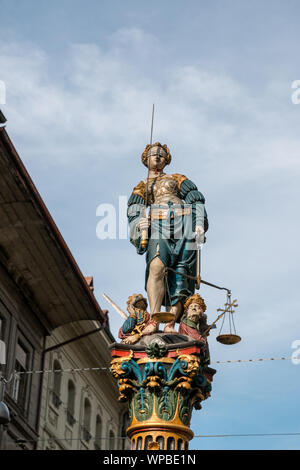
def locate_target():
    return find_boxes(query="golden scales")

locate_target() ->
[152,312,174,323]
[152,292,241,345]
[133,299,176,324]
[134,264,241,344]
[215,295,241,345]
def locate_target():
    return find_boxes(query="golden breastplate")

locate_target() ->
[145,175,184,205]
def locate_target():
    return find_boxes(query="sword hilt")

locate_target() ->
[140,229,148,249]
[195,247,201,290]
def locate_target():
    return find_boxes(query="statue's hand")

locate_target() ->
[138,217,150,232]
[123,334,140,344]
[195,225,204,235]
[195,226,205,245]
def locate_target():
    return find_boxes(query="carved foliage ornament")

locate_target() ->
[110,346,212,424]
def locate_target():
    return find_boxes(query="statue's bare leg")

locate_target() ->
[142,257,165,335]
[164,302,183,333]
[147,257,165,314]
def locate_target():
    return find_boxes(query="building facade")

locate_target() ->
[0,112,127,450]
[38,319,129,450]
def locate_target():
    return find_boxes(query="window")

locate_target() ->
[167,437,175,450]
[0,310,10,375]
[0,316,5,340]
[83,398,91,428]
[66,380,76,426]
[135,435,141,451]
[12,341,29,410]
[0,316,6,370]
[178,438,184,450]
[144,435,153,450]
[109,430,116,450]
[51,360,62,408]
[82,398,92,442]
[94,415,102,450]
[156,436,164,450]
[120,412,129,450]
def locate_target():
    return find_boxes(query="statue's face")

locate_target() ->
[127,293,147,317]
[132,293,147,311]
[186,302,203,322]
[147,146,167,171]
[178,354,200,376]
[186,356,200,376]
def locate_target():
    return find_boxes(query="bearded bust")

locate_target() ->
[178,294,208,342]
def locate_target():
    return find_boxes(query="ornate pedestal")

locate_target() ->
[110,334,216,450]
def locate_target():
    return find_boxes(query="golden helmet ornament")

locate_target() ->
[141,142,172,167]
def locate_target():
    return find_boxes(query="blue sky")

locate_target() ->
[1,0,300,450]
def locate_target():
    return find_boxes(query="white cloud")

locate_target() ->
[169,66,244,105]
[1,28,300,179]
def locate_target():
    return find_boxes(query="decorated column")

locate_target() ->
[110,334,216,451]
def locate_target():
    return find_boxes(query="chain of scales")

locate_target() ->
[145,174,184,206]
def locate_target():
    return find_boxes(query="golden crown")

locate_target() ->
[184,294,207,312]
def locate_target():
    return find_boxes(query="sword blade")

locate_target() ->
[195,246,201,290]
[150,103,155,145]
[102,293,128,320]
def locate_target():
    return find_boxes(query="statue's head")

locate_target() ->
[126,293,148,320]
[141,142,172,169]
[177,354,200,376]
[184,294,206,323]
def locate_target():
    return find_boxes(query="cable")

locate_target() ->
[11,436,128,443]
[15,366,109,375]
[193,432,300,438]
[211,356,293,364]
[13,356,294,376]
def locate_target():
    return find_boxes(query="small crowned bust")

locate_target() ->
[118,293,154,344]
[178,294,208,343]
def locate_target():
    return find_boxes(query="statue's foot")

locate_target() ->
[163,322,177,334]
[142,320,159,335]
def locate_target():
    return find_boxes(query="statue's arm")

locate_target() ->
[121,316,136,334]
[179,179,209,232]
[118,315,137,339]
[127,186,147,255]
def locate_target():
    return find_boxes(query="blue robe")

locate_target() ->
[127,176,208,307]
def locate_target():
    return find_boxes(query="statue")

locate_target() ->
[179,293,212,365]
[108,137,239,450]
[110,289,217,450]
[127,142,208,333]
[118,293,154,344]
[178,294,208,342]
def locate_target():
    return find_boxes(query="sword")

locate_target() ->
[195,228,204,290]
[102,293,128,320]
[140,104,155,250]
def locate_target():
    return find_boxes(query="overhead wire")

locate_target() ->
[11,356,295,376]
[3,354,296,448]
